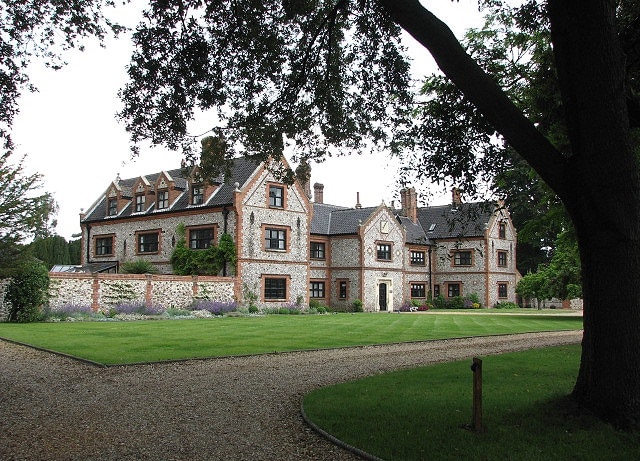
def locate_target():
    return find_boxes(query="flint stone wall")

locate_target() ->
[47,273,236,313]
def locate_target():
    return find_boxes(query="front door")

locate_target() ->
[379,283,388,311]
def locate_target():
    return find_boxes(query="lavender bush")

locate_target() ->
[45,304,96,321]
[189,299,237,315]
[110,301,166,316]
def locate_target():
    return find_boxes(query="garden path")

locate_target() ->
[0,330,581,460]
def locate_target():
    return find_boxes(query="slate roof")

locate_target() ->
[417,202,494,239]
[82,155,497,244]
[82,158,260,223]
[396,215,430,245]
[310,201,494,245]
[310,203,350,234]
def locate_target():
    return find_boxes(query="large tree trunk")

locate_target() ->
[548,0,640,428]
[381,0,640,427]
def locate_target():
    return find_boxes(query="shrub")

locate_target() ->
[44,304,95,321]
[466,293,481,305]
[352,299,364,312]
[6,258,49,323]
[165,307,192,317]
[282,301,305,314]
[433,294,446,309]
[111,300,165,316]
[447,296,464,309]
[309,299,321,309]
[248,305,259,314]
[120,259,159,274]
[494,301,519,309]
[316,306,327,314]
[189,299,237,315]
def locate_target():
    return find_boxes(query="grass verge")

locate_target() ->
[0,312,582,365]
[303,345,638,461]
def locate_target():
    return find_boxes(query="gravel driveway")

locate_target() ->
[0,330,582,461]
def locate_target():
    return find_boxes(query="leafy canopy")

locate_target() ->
[118,0,414,179]
[404,1,572,274]
[0,153,57,271]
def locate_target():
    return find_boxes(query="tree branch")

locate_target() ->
[378,0,569,198]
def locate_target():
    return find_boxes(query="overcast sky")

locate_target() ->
[11,1,487,240]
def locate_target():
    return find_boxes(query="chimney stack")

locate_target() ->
[452,187,463,206]
[313,183,324,204]
[356,192,362,209]
[400,187,418,223]
[295,160,312,199]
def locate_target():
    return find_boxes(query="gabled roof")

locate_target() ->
[417,202,494,239]
[82,157,260,223]
[311,201,494,244]
[311,204,381,235]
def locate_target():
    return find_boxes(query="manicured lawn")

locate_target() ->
[303,345,639,461]
[0,312,582,365]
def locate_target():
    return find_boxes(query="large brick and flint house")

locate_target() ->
[79,157,519,310]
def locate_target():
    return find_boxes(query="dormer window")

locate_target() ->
[192,185,204,205]
[107,198,118,216]
[135,194,146,212]
[157,190,169,209]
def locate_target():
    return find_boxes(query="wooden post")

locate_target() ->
[471,357,483,432]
